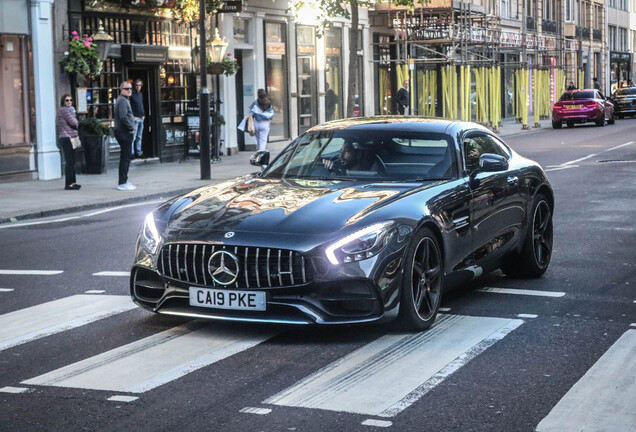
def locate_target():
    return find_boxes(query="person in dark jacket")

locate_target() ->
[114,82,136,191]
[396,80,410,115]
[130,79,145,158]
[56,94,81,190]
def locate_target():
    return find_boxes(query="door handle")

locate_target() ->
[507,176,519,185]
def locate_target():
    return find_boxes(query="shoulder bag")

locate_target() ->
[70,136,82,149]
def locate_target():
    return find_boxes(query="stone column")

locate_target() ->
[31,0,61,180]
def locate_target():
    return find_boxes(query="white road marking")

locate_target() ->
[536,329,636,432]
[517,314,539,319]
[240,407,272,415]
[0,288,15,292]
[630,323,636,328]
[0,200,163,230]
[0,295,136,351]
[477,287,566,297]
[107,395,139,403]
[85,290,106,294]
[93,271,130,277]
[545,141,634,172]
[545,165,577,172]
[22,321,278,393]
[362,419,393,428]
[0,270,63,275]
[264,315,523,417]
[0,386,30,394]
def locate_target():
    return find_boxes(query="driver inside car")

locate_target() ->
[322,141,377,175]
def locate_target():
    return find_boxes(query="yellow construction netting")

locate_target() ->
[578,69,585,89]
[417,69,437,116]
[515,69,529,128]
[460,65,471,121]
[442,65,457,119]
[379,68,391,115]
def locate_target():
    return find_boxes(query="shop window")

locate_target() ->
[160,60,191,117]
[265,21,289,140]
[325,28,342,121]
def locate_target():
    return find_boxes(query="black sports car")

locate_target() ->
[131,117,553,331]
[610,87,636,118]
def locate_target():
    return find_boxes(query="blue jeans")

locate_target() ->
[132,118,144,155]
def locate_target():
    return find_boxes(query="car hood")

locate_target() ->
[157,175,431,236]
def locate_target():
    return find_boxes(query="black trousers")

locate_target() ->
[59,137,77,187]
[115,129,133,185]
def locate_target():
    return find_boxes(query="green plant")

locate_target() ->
[207,53,240,76]
[79,117,111,137]
[60,31,102,79]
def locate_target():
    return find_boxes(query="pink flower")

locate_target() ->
[72,31,78,36]
[73,36,80,41]
[87,37,93,41]
[83,34,88,38]
[84,41,91,48]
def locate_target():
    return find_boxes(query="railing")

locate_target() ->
[526,16,536,31]
[581,27,590,39]
[593,29,602,41]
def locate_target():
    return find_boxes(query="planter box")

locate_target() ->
[207,63,224,75]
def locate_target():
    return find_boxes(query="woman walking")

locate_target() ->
[249,89,274,150]
[56,93,81,190]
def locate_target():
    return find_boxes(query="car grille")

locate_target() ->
[158,243,312,289]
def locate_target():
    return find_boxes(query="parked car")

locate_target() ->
[552,89,615,128]
[610,87,636,118]
[131,117,554,332]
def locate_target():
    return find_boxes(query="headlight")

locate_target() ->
[141,212,161,254]
[325,222,393,265]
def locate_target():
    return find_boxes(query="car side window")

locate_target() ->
[463,134,510,173]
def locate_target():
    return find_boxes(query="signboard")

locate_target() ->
[217,1,242,13]
[121,44,169,63]
[76,87,88,114]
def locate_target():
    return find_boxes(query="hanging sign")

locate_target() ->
[217,1,242,13]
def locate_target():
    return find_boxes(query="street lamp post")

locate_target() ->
[199,0,210,180]
[209,29,228,163]
[91,20,113,62]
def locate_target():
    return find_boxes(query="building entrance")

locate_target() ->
[126,67,159,158]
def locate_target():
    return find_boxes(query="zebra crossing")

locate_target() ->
[0,293,634,431]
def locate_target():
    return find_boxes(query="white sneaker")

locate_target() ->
[117,182,137,191]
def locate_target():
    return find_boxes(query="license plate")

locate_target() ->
[566,105,582,109]
[189,287,266,311]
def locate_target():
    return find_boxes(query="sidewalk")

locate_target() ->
[0,117,552,225]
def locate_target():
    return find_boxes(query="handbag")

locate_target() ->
[247,114,255,137]
[70,136,82,149]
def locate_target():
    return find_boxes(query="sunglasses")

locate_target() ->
[65,99,73,102]
[123,87,132,90]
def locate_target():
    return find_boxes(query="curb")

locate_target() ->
[0,188,194,226]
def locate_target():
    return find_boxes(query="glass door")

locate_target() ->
[296,26,316,135]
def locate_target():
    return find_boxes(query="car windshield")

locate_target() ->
[615,88,636,96]
[262,129,457,181]
[560,91,596,101]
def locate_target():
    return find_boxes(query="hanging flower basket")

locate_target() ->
[207,63,224,75]
[60,31,102,80]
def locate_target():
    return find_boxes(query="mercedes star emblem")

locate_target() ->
[207,250,240,285]
[224,232,235,238]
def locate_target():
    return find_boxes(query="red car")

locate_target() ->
[552,89,615,128]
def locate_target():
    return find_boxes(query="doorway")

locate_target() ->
[125,66,159,158]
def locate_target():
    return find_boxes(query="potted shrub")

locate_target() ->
[79,117,111,174]
[60,32,102,82]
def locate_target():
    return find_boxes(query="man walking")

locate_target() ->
[130,79,145,158]
[114,81,136,191]
[396,79,410,115]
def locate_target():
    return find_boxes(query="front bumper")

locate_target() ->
[130,241,406,325]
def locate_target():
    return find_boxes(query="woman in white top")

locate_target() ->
[249,89,274,150]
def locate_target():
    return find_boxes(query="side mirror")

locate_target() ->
[250,150,270,169]
[479,153,508,172]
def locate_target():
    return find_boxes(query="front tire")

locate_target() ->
[501,194,553,278]
[398,228,443,331]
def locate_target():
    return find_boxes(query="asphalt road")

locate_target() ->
[0,119,634,432]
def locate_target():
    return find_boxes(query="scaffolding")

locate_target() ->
[371,0,570,130]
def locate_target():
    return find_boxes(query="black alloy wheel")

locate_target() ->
[502,194,553,278]
[398,228,443,331]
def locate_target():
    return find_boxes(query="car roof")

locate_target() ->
[306,116,491,136]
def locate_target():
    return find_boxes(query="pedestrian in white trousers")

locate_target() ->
[249,89,274,151]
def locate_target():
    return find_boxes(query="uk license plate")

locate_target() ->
[189,287,266,311]
[567,105,582,109]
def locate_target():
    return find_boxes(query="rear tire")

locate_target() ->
[566,121,574,128]
[596,118,605,126]
[398,228,443,331]
[501,194,553,278]
[552,120,562,129]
